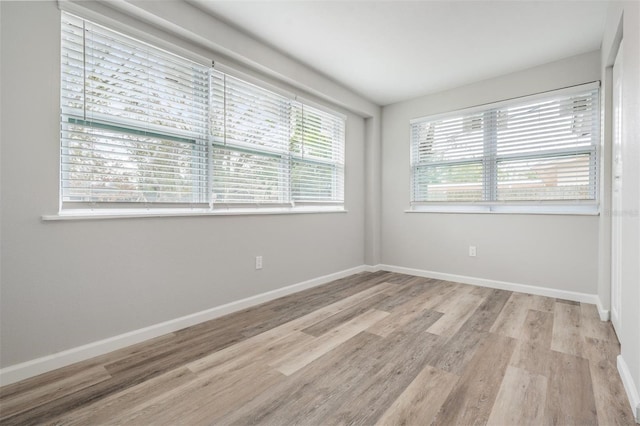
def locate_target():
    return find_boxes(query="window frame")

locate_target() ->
[408,82,601,215]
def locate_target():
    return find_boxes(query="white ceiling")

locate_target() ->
[189,0,609,105]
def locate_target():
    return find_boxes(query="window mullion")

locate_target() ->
[483,110,498,202]
[287,101,294,205]
[284,153,292,205]
[284,100,292,205]
[207,64,215,207]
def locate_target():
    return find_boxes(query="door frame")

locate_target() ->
[610,40,624,338]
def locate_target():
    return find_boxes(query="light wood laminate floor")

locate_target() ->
[0,271,634,425]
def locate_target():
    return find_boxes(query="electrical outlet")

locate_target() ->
[469,246,477,257]
[255,255,263,270]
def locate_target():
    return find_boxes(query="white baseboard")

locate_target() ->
[376,264,603,306]
[618,355,640,423]
[596,299,611,322]
[363,264,380,273]
[0,263,611,388]
[0,265,369,387]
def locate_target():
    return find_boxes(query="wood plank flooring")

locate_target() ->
[0,271,634,425]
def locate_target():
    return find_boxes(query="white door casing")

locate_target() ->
[611,40,623,338]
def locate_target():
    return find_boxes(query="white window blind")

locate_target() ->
[61,13,210,206]
[60,13,345,213]
[210,71,345,207]
[291,104,345,203]
[410,84,600,211]
[211,72,291,205]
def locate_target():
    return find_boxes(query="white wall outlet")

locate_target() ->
[469,246,477,257]
[255,255,263,270]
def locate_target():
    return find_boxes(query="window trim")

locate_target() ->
[406,201,599,216]
[408,82,601,215]
[42,205,347,221]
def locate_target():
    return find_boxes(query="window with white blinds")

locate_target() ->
[410,84,600,212]
[60,13,345,212]
[61,13,210,206]
[291,105,345,203]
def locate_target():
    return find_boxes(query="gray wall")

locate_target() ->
[2,2,635,397]
[0,1,370,368]
[381,51,601,294]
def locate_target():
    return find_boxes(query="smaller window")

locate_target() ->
[410,83,600,214]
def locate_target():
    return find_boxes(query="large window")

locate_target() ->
[60,13,345,213]
[410,84,600,213]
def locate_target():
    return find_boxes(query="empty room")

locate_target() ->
[1,0,639,424]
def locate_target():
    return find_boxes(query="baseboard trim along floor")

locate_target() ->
[618,355,640,423]
[0,264,609,387]
[376,264,610,321]
[0,265,369,386]
[0,270,632,425]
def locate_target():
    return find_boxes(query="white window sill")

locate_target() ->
[42,206,347,221]
[406,204,599,216]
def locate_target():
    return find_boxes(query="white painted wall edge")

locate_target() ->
[0,265,370,386]
[373,264,609,320]
[1,263,610,387]
[617,355,640,423]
